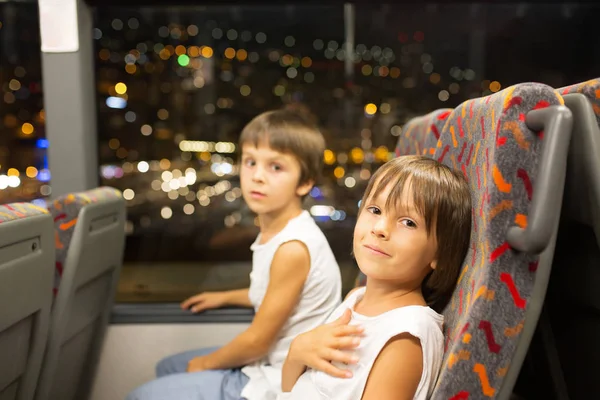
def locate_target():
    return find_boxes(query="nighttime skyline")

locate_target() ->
[90,5,487,264]
[1,3,599,293]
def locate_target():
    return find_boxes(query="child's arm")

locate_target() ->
[360,333,423,400]
[225,288,253,307]
[281,354,306,393]
[180,288,252,312]
[187,240,312,372]
[281,309,364,391]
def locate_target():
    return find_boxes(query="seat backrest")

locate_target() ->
[560,78,600,126]
[557,79,600,227]
[354,108,453,288]
[36,187,126,400]
[430,83,571,399]
[548,78,600,399]
[0,203,54,400]
[394,108,453,157]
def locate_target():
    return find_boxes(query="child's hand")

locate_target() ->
[180,291,228,313]
[187,355,209,372]
[289,309,363,378]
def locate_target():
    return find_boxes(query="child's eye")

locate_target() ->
[367,206,381,215]
[401,219,417,228]
[244,158,255,167]
[271,164,282,171]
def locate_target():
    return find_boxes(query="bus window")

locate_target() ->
[0,2,49,207]
[93,4,600,305]
[94,6,363,303]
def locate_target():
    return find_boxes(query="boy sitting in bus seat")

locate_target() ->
[126,109,342,400]
[278,156,472,400]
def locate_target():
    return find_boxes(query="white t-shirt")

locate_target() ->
[240,210,342,400]
[278,287,444,400]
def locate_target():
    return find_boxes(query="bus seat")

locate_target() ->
[0,203,54,400]
[542,78,600,399]
[354,108,453,288]
[394,108,453,157]
[560,78,600,125]
[35,187,126,400]
[558,78,600,227]
[430,83,572,400]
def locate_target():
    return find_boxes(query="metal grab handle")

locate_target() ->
[506,105,573,254]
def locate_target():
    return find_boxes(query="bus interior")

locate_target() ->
[0,1,598,399]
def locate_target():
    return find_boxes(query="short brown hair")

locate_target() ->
[239,109,325,185]
[359,155,472,312]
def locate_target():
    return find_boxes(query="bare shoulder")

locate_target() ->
[361,333,424,400]
[270,240,311,275]
[274,240,310,259]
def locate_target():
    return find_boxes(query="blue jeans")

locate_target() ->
[126,347,250,400]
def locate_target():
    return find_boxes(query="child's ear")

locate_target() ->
[296,179,314,197]
[430,259,438,270]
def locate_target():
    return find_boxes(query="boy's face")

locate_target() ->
[353,181,438,286]
[240,143,313,216]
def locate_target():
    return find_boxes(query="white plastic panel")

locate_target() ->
[89,323,249,400]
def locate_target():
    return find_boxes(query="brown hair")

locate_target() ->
[283,102,319,126]
[359,155,472,312]
[239,109,325,186]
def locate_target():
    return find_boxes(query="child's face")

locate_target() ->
[240,143,312,216]
[353,181,438,285]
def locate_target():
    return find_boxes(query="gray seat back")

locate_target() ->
[545,79,600,399]
[394,108,453,157]
[0,203,54,400]
[429,83,571,399]
[36,187,126,400]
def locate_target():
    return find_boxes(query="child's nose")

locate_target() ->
[252,166,266,182]
[371,219,390,239]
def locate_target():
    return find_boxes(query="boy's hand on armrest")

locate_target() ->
[180,288,250,313]
[180,292,229,313]
[288,308,364,379]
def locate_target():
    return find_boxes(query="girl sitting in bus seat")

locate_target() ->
[126,109,342,400]
[279,155,472,400]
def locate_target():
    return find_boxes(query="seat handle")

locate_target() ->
[506,105,573,254]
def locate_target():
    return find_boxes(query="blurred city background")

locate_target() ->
[1,2,598,302]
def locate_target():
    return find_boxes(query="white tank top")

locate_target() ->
[241,210,342,400]
[278,287,444,400]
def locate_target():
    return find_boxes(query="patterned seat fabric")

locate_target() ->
[354,108,452,288]
[0,202,49,222]
[559,78,600,126]
[47,186,122,295]
[395,108,453,157]
[430,83,564,398]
